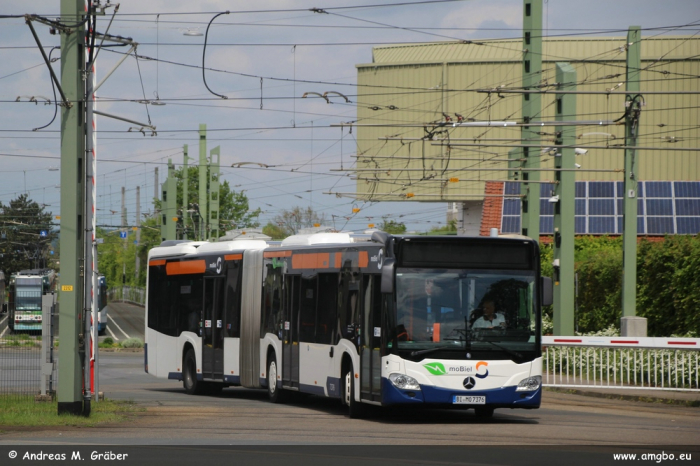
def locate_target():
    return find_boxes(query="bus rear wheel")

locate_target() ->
[183,349,203,395]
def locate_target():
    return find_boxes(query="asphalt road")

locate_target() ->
[101,302,145,343]
[2,351,698,448]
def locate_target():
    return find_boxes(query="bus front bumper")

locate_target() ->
[381,377,541,408]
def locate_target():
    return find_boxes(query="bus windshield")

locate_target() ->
[394,268,538,361]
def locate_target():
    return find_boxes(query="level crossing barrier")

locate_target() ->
[542,336,700,392]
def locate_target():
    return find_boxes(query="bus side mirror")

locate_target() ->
[541,276,553,307]
[381,258,395,294]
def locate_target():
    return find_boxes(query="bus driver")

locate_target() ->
[471,299,506,329]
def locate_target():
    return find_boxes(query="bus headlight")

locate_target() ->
[515,375,541,392]
[388,373,421,391]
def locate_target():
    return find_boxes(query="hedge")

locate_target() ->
[539,235,700,337]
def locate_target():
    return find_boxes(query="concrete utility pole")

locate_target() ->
[182,145,189,240]
[57,0,86,416]
[154,167,159,205]
[160,160,177,241]
[199,124,208,240]
[135,186,140,278]
[209,147,220,239]
[552,63,577,336]
[621,26,646,336]
[518,0,543,240]
[121,187,126,284]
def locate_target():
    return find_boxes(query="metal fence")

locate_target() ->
[108,286,145,306]
[542,336,700,392]
[0,294,57,400]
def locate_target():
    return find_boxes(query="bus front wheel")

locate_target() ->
[344,368,365,419]
[183,349,203,395]
[267,356,285,403]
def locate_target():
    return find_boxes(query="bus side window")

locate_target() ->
[299,276,317,342]
[225,262,242,338]
[316,273,337,345]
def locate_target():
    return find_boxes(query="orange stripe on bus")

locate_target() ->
[292,253,331,269]
[166,260,206,276]
[149,259,166,267]
[264,250,292,258]
[359,251,369,268]
[225,254,243,261]
[334,253,341,268]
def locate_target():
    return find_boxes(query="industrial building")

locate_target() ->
[350,36,699,237]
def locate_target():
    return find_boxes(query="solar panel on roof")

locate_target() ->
[540,199,555,216]
[502,216,520,233]
[675,181,700,197]
[590,199,615,215]
[576,182,587,198]
[676,199,700,216]
[502,180,700,236]
[505,182,521,195]
[646,199,673,216]
[540,216,553,234]
[647,217,674,234]
[540,183,555,197]
[503,199,520,215]
[677,217,700,234]
[589,182,615,198]
[590,217,615,234]
[646,181,672,198]
[575,217,587,234]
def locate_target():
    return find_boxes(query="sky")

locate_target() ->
[1,0,698,234]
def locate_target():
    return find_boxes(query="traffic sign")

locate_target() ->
[120,231,127,239]
[40,230,47,237]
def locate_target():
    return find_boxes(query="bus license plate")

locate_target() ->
[453,396,486,405]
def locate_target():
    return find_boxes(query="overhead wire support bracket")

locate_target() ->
[94,110,155,135]
[94,44,137,92]
[25,15,71,108]
[86,3,121,75]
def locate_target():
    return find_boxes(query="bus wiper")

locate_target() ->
[479,339,524,362]
[410,345,461,357]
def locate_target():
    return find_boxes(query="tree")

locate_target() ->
[155,166,261,240]
[380,219,407,234]
[96,216,163,289]
[272,206,327,236]
[426,220,457,235]
[262,222,289,240]
[0,194,57,275]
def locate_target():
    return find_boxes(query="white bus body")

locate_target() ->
[145,233,547,417]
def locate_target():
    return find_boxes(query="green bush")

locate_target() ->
[540,235,700,337]
[120,338,143,348]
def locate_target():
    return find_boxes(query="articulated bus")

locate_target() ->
[145,232,551,417]
[8,269,57,332]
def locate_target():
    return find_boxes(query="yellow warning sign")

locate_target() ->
[62,285,73,292]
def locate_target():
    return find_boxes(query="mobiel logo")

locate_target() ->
[423,361,489,378]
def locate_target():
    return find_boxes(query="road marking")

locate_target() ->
[108,314,131,340]
[107,324,119,341]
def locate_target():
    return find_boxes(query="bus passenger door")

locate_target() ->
[360,275,382,402]
[202,276,225,380]
[282,275,300,388]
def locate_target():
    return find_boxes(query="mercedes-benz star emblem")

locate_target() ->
[463,377,476,390]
